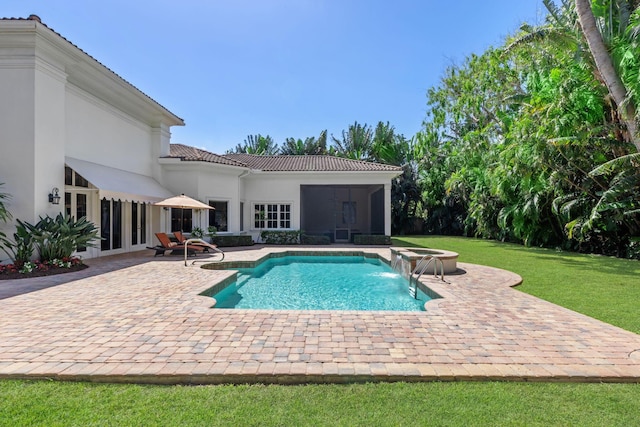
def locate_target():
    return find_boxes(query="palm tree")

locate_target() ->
[575,0,639,151]
[280,130,328,155]
[331,121,374,160]
[228,134,279,155]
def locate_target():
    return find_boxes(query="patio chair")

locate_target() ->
[173,231,214,253]
[173,231,187,244]
[147,232,206,257]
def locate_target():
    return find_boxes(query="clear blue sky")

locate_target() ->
[4,1,545,154]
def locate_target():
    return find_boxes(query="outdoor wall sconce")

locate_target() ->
[48,187,61,205]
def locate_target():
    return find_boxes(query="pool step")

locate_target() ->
[409,286,417,298]
[236,273,252,288]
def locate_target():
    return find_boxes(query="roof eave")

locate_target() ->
[0,18,184,127]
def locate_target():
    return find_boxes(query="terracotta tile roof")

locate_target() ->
[167,144,247,167]
[167,144,402,172]
[225,153,402,172]
[0,15,183,124]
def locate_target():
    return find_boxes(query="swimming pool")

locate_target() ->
[210,255,430,311]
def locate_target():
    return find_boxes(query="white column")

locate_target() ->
[384,183,392,236]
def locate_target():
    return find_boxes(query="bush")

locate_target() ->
[301,234,331,245]
[210,235,254,247]
[353,234,391,245]
[260,230,302,245]
[18,213,100,262]
[9,222,34,266]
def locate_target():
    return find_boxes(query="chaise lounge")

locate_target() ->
[147,232,207,257]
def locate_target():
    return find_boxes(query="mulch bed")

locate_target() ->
[0,264,88,281]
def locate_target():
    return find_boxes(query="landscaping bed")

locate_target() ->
[0,258,87,280]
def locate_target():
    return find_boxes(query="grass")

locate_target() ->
[1,236,639,425]
[1,381,639,426]
[392,236,640,334]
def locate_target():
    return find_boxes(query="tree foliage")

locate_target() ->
[228,134,279,155]
[413,0,640,258]
[222,0,640,259]
[280,130,328,155]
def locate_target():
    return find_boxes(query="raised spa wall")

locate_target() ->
[390,247,459,279]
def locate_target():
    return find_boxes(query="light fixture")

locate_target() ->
[48,187,61,205]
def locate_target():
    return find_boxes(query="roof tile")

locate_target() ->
[167,144,402,172]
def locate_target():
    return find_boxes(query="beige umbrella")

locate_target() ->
[154,194,214,232]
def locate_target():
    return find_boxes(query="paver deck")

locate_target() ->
[1,245,639,384]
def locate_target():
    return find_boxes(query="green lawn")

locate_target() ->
[392,236,640,334]
[1,236,639,426]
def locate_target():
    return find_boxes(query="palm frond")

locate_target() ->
[589,152,640,176]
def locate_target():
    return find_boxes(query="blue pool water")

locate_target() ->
[213,255,430,311]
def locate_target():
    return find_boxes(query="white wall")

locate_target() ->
[160,162,246,233]
[0,49,67,234]
[0,20,183,259]
[241,171,397,239]
[65,88,155,176]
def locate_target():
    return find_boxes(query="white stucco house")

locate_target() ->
[0,15,401,259]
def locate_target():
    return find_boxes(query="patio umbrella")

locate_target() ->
[154,194,214,232]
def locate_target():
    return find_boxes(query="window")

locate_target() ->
[65,166,89,187]
[66,192,88,252]
[101,198,122,251]
[171,208,192,232]
[101,199,111,251]
[140,203,147,245]
[76,194,87,252]
[254,203,291,229]
[131,203,138,245]
[254,204,265,229]
[240,202,244,231]
[208,201,228,232]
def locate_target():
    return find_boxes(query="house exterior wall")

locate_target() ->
[241,172,396,240]
[1,18,399,262]
[0,19,182,260]
[0,31,67,228]
[159,162,247,234]
[65,88,156,176]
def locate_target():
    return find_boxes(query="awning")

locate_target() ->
[65,157,173,203]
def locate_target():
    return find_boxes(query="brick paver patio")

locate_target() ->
[1,246,639,384]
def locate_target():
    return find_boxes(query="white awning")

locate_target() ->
[65,157,173,203]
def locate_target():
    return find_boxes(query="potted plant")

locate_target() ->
[191,226,204,240]
[207,225,217,243]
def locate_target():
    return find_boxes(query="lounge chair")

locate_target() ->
[173,231,187,244]
[147,232,206,257]
[174,231,214,253]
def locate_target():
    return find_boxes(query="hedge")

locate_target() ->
[353,234,391,245]
[210,235,254,247]
[260,230,302,245]
[301,234,331,245]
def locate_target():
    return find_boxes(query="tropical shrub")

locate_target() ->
[18,213,100,262]
[0,183,12,260]
[210,235,254,247]
[1,222,35,267]
[353,235,391,245]
[260,230,302,245]
[301,234,331,245]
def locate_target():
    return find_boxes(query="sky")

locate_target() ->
[4,0,546,154]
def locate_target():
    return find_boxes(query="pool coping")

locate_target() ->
[1,246,639,384]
